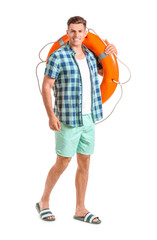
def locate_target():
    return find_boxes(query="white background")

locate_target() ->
[0,0,157,239]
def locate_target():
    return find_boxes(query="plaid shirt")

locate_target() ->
[44,41,103,127]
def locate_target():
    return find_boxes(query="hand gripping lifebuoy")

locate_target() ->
[46,32,119,104]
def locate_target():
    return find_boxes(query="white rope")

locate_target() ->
[87,28,131,124]
[35,61,45,95]
[35,41,55,95]
[96,82,123,124]
[38,41,55,62]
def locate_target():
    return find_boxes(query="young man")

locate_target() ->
[36,16,117,223]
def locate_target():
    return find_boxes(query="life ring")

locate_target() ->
[46,32,119,104]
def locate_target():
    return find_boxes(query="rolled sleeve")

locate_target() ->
[44,53,60,79]
[89,51,103,71]
[94,53,103,70]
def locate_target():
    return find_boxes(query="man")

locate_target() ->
[36,16,117,224]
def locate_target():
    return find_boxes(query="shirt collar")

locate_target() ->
[66,41,90,56]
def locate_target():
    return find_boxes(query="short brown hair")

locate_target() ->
[67,16,87,28]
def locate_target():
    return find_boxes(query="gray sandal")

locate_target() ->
[73,212,101,224]
[35,202,55,221]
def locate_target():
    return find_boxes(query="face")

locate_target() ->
[66,23,87,47]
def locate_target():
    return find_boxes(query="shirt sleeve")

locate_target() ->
[44,53,60,79]
[93,52,103,70]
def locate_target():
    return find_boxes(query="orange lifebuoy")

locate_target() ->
[46,32,119,104]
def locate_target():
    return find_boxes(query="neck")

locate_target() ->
[68,42,83,54]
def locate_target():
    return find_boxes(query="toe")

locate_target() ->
[47,216,55,220]
[93,218,99,222]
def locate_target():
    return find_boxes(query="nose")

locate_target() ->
[74,31,79,38]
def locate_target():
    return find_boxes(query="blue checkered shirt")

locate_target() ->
[44,42,103,127]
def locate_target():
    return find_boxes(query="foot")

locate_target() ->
[75,207,99,223]
[39,200,55,220]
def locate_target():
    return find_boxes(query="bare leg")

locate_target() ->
[39,154,72,219]
[75,152,98,222]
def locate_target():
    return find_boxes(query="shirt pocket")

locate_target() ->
[59,64,78,85]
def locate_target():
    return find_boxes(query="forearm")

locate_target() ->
[42,83,55,118]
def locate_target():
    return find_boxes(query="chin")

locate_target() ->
[74,42,81,46]
[70,40,82,46]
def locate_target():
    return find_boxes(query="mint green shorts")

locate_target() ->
[54,113,95,157]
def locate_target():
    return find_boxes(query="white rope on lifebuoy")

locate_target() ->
[35,41,55,95]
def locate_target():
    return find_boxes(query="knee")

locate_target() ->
[78,163,90,173]
[77,155,90,173]
[55,155,71,174]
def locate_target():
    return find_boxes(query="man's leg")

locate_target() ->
[75,152,98,222]
[39,154,72,219]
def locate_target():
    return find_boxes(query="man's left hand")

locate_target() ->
[105,43,117,55]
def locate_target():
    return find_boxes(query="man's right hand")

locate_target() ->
[49,115,61,131]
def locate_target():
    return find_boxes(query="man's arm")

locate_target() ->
[42,75,61,131]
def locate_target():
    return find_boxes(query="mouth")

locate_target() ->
[73,38,80,41]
